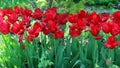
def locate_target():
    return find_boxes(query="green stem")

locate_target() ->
[108,49,113,68]
[93,40,98,68]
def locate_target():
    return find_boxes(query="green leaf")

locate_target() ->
[72,60,81,68]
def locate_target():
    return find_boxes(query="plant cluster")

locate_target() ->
[1,6,120,49]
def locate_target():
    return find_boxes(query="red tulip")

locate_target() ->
[112,11,120,23]
[77,10,86,18]
[26,35,35,42]
[3,8,13,15]
[88,11,100,25]
[14,6,20,14]
[101,22,111,34]
[56,13,67,25]
[19,35,24,42]
[68,14,76,23]
[53,31,64,39]
[100,13,109,22]
[89,24,100,36]
[47,20,57,33]
[7,12,18,24]
[20,8,32,17]
[28,22,42,37]
[104,36,120,49]
[77,19,86,30]
[0,23,10,34]
[94,35,102,40]
[110,23,120,36]
[11,23,21,34]
[0,9,4,17]
[32,8,42,19]
[21,45,25,50]
[69,23,81,37]
[44,7,57,20]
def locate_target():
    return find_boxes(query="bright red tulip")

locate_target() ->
[104,36,120,49]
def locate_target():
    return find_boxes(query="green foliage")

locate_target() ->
[1,29,120,68]
[85,0,118,9]
[86,0,118,5]
[38,51,53,68]
[0,0,33,9]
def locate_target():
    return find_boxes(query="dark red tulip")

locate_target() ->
[32,8,42,19]
[101,22,111,34]
[21,44,25,50]
[89,24,100,36]
[68,14,76,23]
[26,35,35,42]
[53,31,64,39]
[100,13,109,22]
[44,7,57,20]
[56,13,67,25]
[104,36,120,49]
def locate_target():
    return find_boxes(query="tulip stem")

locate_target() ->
[108,49,113,68]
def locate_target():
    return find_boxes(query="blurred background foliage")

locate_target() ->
[0,0,120,13]
[0,0,32,9]
[85,0,118,6]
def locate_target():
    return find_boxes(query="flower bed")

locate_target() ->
[0,6,120,68]
[0,6,120,49]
